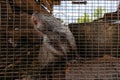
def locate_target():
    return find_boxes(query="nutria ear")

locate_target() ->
[31,13,42,29]
[31,16,38,26]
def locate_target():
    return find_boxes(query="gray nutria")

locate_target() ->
[31,11,77,79]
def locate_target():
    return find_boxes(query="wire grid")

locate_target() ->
[0,0,120,80]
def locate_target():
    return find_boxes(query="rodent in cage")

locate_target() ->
[31,11,77,79]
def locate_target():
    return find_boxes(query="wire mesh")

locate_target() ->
[0,0,120,80]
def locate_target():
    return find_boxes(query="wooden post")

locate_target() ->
[8,0,53,14]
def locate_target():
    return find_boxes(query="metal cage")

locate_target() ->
[0,0,120,80]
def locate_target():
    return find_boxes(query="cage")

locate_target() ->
[0,0,120,80]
